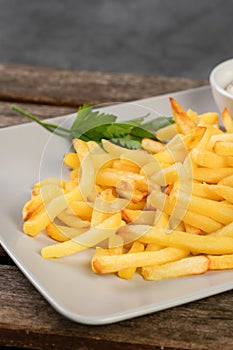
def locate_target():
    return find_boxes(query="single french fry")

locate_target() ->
[156,123,177,142]
[136,227,233,254]
[96,168,148,192]
[214,141,233,156]
[112,159,140,173]
[170,97,196,134]
[93,246,189,274]
[207,254,233,270]
[78,149,96,201]
[118,241,145,279]
[183,211,222,233]
[222,108,233,132]
[153,150,175,165]
[193,167,233,183]
[141,138,165,154]
[41,236,88,258]
[142,256,209,280]
[63,152,80,169]
[191,148,228,168]
[192,183,222,201]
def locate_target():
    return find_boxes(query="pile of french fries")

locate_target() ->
[22,98,233,281]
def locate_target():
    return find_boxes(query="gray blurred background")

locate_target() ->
[0,0,232,79]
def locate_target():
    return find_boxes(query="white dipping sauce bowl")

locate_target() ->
[209,58,233,116]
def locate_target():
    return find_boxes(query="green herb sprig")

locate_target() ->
[12,104,173,149]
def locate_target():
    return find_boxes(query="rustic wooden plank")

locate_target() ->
[0,246,7,257]
[0,64,207,107]
[0,246,15,266]
[0,265,233,350]
[0,101,76,128]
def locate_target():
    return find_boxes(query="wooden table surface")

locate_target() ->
[1,63,232,350]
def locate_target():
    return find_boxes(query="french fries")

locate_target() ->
[93,247,189,274]
[41,212,121,258]
[141,256,209,281]
[207,254,233,270]
[22,98,233,281]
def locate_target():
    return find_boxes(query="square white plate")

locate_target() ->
[1,86,233,325]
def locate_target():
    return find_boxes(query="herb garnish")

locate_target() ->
[12,104,173,149]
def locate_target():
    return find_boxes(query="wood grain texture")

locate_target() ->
[0,246,14,266]
[0,63,207,107]
[1,265,233,350]
[0,246,7,257]
[0,101,75,127]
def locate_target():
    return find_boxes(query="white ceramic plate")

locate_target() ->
[1,86,233,325]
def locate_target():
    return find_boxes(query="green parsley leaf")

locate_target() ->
[11,104,174,149]
[70,105,117,139]
[111,136,142,149]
